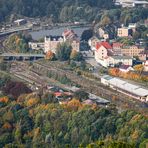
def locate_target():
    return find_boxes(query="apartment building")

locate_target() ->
[121,45,145,57]
[44,36,64,53]
[117,27,132,37]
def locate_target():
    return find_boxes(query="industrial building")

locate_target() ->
[101,75,148,102]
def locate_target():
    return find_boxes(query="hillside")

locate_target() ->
[0,95,148,147]
[0,0,114,23]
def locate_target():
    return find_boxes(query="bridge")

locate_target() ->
[0,53,45,61]
[0,26,32,37]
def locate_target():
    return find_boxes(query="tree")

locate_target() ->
[81,29,93,41]
[100,15,111,26]
[73,90,89,101]
[70,50,83,61]
[56,42,72,61]
[45,51,55,60]
[133,64,144,74]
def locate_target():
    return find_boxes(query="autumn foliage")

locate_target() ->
[45,51,55,60]
[108,68,148,82]
[62,99,82,111]
[0,96,9,103]
[2,122,12,130]
[26,98,40,107]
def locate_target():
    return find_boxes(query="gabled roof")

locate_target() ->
[96,42,112,50]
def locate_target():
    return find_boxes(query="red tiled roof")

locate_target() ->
[101,42,112,49]
[63,29,75,37]
[96,42,112,50]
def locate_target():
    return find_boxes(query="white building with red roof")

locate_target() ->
[94,41,133,67]
[94,42,114,67]
[62,29,80,52]
[62,29,77,41]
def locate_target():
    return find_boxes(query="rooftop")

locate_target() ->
[103,75,148,97]
[45,35,63,41]
[119,65,131,70]
[111,55,132,59]
[96,42,112,50]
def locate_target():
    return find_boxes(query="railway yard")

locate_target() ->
[9,60,148,115]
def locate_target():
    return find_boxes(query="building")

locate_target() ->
[119,65,134,72]
[44,36,64,53]
[115,0,148,8]
[62,29,77,41]
[113,43,146,61]
[62,29,80,52]
[107,55,133,66]
[88,36,100,50]
[71,39,80,52]
[101,75,148,102]
[128,23,137,32]
[117,27,132,37]
[134,1,148,7]
[98,28,109,40]
[112,42,123,55]
[95,42,113,60]
[94,41,134,67]
[14,19,27,26]
[29,42,44,50]
[94,42,114,67]
[121,45,146,60]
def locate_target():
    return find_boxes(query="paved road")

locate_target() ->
[81,50,103,78]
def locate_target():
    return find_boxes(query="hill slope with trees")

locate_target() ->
[0,0,114,23]
[0,93,147,147]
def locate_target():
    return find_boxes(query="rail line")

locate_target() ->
[33,61,147,111]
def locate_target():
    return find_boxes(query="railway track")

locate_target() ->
[0,36,15,53]
[33,61,148,112]
[9,61,147,114]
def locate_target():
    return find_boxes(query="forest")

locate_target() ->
[0,0,114,23]
[0,0,148,25]
[0,73,148,148]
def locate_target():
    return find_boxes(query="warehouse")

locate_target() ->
[101,75,148,102]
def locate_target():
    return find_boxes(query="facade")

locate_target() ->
[112,43,146,60]
[112,42,123,55]
[101,75,148,102]
[71,40,80,52]
[95,42,113,60]
[121,45,146,60]
[117,27,132,37]
[94,42,114,67]
[128,23,137,32]
[44,36,64,53]
[107,56,133,66]
[29,42,44,50]
[14,19,27,26]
